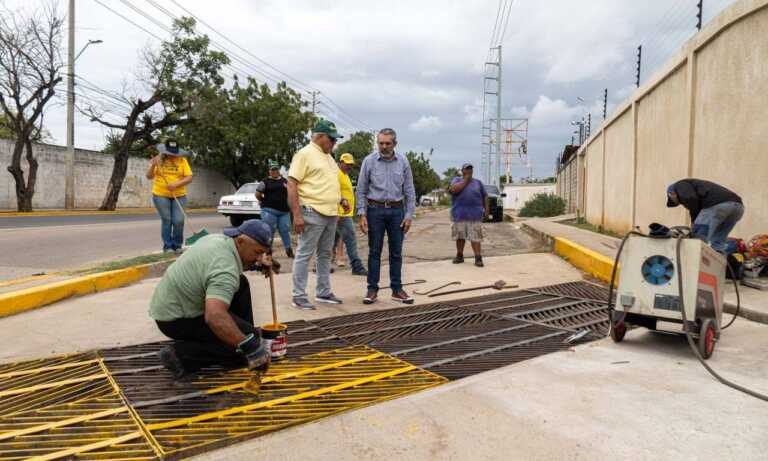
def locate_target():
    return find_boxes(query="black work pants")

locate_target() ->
[156,274,259,371]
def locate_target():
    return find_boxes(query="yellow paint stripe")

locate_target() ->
[26,431,144,461]
[199,352,386,396]
[0,265,150,318]
[98,359,165,458]
[147,364,418,431]
[0,208,216,218]
[0,407,128,442]
[0,359,100,379]
[554,237,619,285]
[0,273,57,289]
[0,373,106,397]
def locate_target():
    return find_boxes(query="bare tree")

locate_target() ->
[83,17,228,210]
[0,3,64,211]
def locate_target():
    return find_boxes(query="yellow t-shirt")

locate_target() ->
[152,157,193,198]
[288,142,340,216]
[338,170,355,217]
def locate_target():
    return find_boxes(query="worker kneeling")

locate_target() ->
[149,220,278,380]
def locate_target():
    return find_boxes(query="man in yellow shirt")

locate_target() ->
[146,139,193,253]
[335,153,367,276]
[287,119,349,310]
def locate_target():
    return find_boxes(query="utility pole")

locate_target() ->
[635,45,642,88]
[586,113,591,139]
[602,88,608,119]
[495,45,503,188]
[696,0,704,30]
[310,90,320,115]
[65,0,75,209]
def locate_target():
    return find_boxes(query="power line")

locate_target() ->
[498,0,515,43]
[91,0,164,41]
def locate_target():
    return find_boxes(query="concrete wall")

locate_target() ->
[502,184,555,210]
[0,139,234,209]
[558,0,768,240]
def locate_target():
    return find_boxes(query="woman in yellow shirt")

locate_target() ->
[145,140,193,253]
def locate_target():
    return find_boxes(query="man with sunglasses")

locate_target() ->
[287,119,350,310]
[356,128,416,305]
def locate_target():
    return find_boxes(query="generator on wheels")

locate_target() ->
[609,229,725,359]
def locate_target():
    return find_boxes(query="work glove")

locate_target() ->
[237,333,271,372]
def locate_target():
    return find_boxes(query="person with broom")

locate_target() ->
[146,139,194,254]
[150,219,280,381]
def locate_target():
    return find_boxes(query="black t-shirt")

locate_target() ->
[670,178,742,222]
[260,177,289,212]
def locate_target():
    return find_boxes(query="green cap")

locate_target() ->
[312,119,343,140]
[268,160,280,170]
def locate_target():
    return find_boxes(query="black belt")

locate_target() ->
[367,199,403,208]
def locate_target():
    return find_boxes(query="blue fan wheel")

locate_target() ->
[641,255,674,285]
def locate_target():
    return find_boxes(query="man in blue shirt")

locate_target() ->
[356,128,417,305]
[449,163,488,267]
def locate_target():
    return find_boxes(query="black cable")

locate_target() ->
[722,261,740,329]
[675,234,768,402]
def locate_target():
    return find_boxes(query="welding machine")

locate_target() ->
[609,231,725,359]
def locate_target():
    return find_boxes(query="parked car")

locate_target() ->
[420,196,434,206]
[483,185,506,223]
[218,183,261,226]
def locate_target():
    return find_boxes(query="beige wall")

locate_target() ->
[561,0,768,239]
[692,4,768,239]
[584,133,604,224]
[602,109,634,231]
[635,66,689,231]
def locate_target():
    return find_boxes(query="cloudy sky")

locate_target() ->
[6,0,738,180]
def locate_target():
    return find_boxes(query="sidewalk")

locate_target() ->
[521,218,768,324]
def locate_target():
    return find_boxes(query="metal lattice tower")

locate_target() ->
[481,46,502,186]
[487,118,529,185]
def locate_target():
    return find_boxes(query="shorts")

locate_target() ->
[452,220,484,242]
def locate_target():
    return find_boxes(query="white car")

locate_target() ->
[217,183,262,226]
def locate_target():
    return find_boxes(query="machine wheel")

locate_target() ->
[229,215,244,227]
[698,318,717,359]
[610,321,627,343]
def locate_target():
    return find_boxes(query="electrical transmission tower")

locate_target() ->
[481,46,502,187]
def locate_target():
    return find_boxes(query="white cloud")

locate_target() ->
[409,115,443,133]
[462,98,484,124]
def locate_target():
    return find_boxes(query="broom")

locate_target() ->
[156,164,209,246]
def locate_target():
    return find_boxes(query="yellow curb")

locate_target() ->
[0,265,152,318]
[0,208,216,218]
[553,237,619,285]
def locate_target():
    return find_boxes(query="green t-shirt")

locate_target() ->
[149,234,244,321]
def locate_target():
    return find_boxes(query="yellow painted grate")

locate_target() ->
[0,346,446,460]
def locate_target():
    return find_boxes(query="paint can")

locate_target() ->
[261,323,288,361]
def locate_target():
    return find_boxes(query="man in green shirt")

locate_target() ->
[149,220,278,379]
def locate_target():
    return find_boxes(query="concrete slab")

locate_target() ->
[193,319,768,461]
[0,252,583,362]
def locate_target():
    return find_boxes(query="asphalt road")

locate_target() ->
[0,212,229,281]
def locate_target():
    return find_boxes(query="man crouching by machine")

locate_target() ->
[149,220,280,380]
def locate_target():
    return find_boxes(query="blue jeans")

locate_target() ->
[366,206,404,292]
[152,194,187,251]
[692,201,744,254]
[336,216,365,272]
[261,207,292,251]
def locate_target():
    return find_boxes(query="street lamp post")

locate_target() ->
[64,26,103,209]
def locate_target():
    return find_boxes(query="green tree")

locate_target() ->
[405,151,440,201]
[85,17,229,210]
[179,78,314,188]
[0,114,13,139]
[335,131,373,180]
[442,167,460,188]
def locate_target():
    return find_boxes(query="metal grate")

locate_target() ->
[0,281,610,460]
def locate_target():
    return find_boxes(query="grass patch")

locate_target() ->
[69,252,176,275]
[563,217,623,239]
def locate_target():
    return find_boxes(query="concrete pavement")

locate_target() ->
[0,252,582,361]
